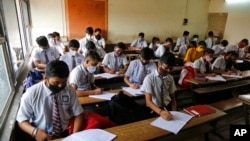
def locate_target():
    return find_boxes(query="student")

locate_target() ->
[177,41,197,59]
[192,48,216,77]
[53,32,65,55]
[192,34,199,44]
[102,42,129,74]
[124,47,157,89]
[32,36,60,72]
[16,60,84,140]
[141,52,176,120]
[79,27,95,55]
[93,28,106,49]
[212,40,228,56]
[149,37,160,51]
[184,41,206,63]
[224,39,248,58]
[47,33,55,46]
[212,51,241,75]
[69,51,103,97]
[85,40,106,59]
[174,31,189,51]
[155,38,173,58]
[60,39,84,71]
[205,31,217,48]
[130,32,148,50]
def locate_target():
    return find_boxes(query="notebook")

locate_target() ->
[183,105,216,117]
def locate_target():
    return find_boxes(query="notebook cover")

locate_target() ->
[183,105,216,117]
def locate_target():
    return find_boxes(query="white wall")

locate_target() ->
[209,0,250,44]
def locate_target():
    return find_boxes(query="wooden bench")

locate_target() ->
[209,97,243,112]
[238,94,250,124]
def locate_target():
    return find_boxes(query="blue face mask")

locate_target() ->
[87,65,97,73]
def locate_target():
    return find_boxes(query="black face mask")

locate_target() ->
[95,35,101,40]
[48,83,66,93]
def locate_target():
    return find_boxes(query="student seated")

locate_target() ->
[205,31,217,49]
[130,32,148,50]
[124,47,156,89]
[212,40,228,56]
[79,27,95,55]
[85,40,106,59]
[212,51,241,75]
[60,39,84,71]
[52,31,65,55]
[155,38,173,58]
[192,48,216,77]
[183,41,206,63]
[102,42,129,74]
[141,52,177,121]
[93,28,106,49]
[69,51,103,97]
[176,41,196,59]
[32,36,60,72]
[16,60,84,140]
[242,46,250,60]
[149,37,160,51]
[191,34,199,44]
[174,31,189,51]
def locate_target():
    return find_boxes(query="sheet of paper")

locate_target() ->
[94,73,119,79]
[206,75,226,82]
[122,87,144,96]
[221,73,242,78]
[151,111,193,134]
[63,129,116,141]
[89,92,116,100]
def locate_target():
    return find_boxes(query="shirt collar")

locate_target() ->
[43,81,53,96]
[80,65,88,76]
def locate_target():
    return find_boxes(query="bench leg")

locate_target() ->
[204,132,209,141]
[210,121,224,139]
[243,104,249,124]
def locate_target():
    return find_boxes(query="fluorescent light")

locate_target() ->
[225,0,250,3]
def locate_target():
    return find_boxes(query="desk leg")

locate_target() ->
[204,132,209,141]
[243,104,249,124]
[190,83,196,104]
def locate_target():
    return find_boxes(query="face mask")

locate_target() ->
[205,55,213,62]
[87,65,97,73]
[193,38,198,42]
[95,34,101,40]
[86,35,91,40]
[48,83,65,94]
[70,50,77,56]
[156,43,161,47]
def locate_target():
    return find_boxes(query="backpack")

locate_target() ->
[23,69,43,92]
[108,91,151,125]
[178,66,195,88]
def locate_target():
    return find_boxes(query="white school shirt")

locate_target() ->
[130,39,147,48]
[141,69,176,107]
[93,37,106,48]
[60,52,85,72]
[32,46,60,64]
[154,44,165,58]
[69,65,94,90]
[174,36,189,51]
[212,56,226,71]
[79,36,95,55]
[53,41,65,55]
[224,45,239,53]
[84,47,106,59]
[102,52,128,71]
[212,44,224,55]
[192,57,211,73]
[16,82,83,131]
[178,45,187,58]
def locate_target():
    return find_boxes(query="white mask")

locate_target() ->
[86,34,91,40]
[87,65,96,73]
[193,38,198,42]
[70,50,77,56]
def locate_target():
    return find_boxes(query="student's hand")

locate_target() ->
[160,110,173,121]
[109,69,116,74]
[236,70,242,76]
[35,128,49,141]
[130,83,140,89]
[118,69,126,75]
[94,88,103,95]
[207,73,216,77]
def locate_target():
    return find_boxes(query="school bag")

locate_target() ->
[178,65,195,88]
[108,91,151,125]
[23,69,43,92]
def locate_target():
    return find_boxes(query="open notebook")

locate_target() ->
[94,73,119,79]
[205,75,226,82]
[122,87,144,96]
[89,92,116,100]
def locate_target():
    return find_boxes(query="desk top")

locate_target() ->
[238,94,250,105]
[53,107,226,141]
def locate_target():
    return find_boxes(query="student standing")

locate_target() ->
[124,47,156,89]
[16,60,84,140]
[69,51,103,97]
[60,39,85,71]
[102,42,129,74]
[141,52,177,120]
[130,32,148,50]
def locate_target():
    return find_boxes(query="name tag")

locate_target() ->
[61,95,70,105]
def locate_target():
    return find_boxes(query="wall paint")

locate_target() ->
[29,0,209,45]
[209,0,250,44]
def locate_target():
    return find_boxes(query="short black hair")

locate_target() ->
[86,41,96,50]
[86,27,94,35]
[189,41,197,47]
[221,40,228,47]
[204,48,215,55]
[47,33,55,38]
[45,60,69,78]
[193,34,199,38]
[94,28,101,33]
[115,42,126,50]
[68,39,80,49]
[138,32,144,37]
[198,40,207,47]
[152,37,160,43]
[165,37,173,43]
[160,52,175,66]
[140,47,154,60]
[183,31,189,36]
[226,51,239,58]
[241,39,249,46]
[36,36,49,47]
[53,31,60,37]
[208,31,214,36]
[85,50,101,62]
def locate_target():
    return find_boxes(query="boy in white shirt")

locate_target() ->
[130,32,148,50]
[78,27,95,55]
[212,40,228,56]
[155,38,173,58]
[174,31,189,51]
[93,28,106,49]
[205,31,217,49]
[53,32,65,55]
[85,41,106,59]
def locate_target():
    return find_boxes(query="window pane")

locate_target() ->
[0,44,12,115]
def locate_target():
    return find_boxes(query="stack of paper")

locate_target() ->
[63,129,116,141]
[122,87,144,96]
[94,73,118,79]
[221,73,242,78]
[151,111,193,134]
[206,75,226,82]
[89,92,116,100]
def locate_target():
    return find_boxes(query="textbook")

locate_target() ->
[183,105,216,117]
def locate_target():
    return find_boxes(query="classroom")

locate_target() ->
[1,0,250,141]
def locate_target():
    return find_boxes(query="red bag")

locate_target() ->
[178,66,195,88]
[67,112,117,134]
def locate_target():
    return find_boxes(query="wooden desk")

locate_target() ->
[53,107,226,141]
[238,94,250,124]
